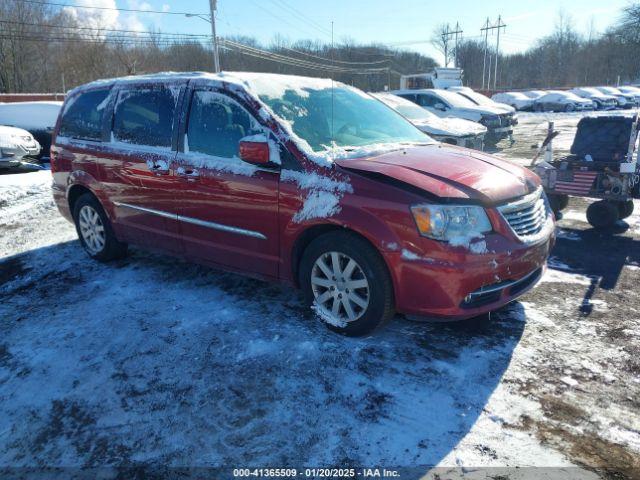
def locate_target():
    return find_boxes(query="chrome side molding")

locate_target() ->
[113,202,267,240]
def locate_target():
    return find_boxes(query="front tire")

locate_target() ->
[73,193,128,262]
[299,231,394,336]
[586,200,619,229]
[565,103,575,112]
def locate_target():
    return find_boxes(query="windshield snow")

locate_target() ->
[459,91,494,106]
[373,93,437,122]
[433,89,478,108]
[256,83,429,153]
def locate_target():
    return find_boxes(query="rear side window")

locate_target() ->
[113,88,178,148]
[397,93,416,103]
[59,89,109,141]
[186,91,261,158]
[416,94,438,107]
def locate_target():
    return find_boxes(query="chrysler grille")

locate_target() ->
[498,188,549,238]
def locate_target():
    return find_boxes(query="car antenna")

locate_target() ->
[331,20,335,161]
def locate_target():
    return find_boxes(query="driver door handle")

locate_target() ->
[151,164,169,175]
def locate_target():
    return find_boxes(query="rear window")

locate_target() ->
[113,88,178,148]
[59,89,109,141]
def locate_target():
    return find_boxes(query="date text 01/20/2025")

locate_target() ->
[233,468,400,477]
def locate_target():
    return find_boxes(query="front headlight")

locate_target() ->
[410,204,493,241]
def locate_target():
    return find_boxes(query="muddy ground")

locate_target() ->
[0,111,639,479]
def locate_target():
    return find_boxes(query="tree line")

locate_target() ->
[457,8,640,90]
[0,0,639,94]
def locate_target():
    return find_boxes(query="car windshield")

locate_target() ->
[562,92,583,101]
[252,82,430,153]
[458,90,494,106]
[433,89,478,108]
[373,94,437,122]
[599,87,620,95]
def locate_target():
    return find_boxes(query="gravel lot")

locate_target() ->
[1,111,639,479]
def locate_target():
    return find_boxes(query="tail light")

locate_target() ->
[50,146,58,173]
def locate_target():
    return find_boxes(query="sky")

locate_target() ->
[68,0,630,64]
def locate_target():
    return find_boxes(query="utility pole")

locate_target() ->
[441,23,463,68]
[208,0,220,73]
[454,21,462,68]
[481,18,490,89]
[493,15,505,90]
[442,24,449,68]
[479,16,506,91]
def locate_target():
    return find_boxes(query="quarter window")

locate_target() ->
[59,89,110,141]
[113,88,178,148]
[186,91,261,158]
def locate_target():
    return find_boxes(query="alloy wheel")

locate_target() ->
[311,251,370,323]
[78,205,106,254]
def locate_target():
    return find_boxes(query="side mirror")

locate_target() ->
[434,102,447,111]
[239,136,271,165]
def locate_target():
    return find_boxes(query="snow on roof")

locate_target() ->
[223,71,335,99]
[0,101,62,130]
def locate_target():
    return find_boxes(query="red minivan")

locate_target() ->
[50,72,555,335]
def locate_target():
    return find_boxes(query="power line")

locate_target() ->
[246,0,329,40]
[276,45,391,66]
[0,19,211,38]
[224,39,388,73]
[0,31,208,46]
[267,0,331,36]
[14,0,208,16]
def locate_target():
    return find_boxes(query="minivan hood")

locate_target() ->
[336,144,537,204]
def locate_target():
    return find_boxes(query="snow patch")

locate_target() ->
[449,234,487,253]
[401,249,421,261]
[311,302,346,328]
[281,169,353,223]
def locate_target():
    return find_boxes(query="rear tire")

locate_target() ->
[299,231,394,336]
[73,193,128,262]
[586,200,619,229]
[617,200,635,220]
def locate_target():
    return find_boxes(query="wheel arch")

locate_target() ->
[66,170,112,220]
[67,184,95,216]
[289,222,396,303]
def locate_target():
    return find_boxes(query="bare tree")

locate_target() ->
[430,23,454,67]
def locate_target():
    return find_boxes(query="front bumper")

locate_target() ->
[457,134,484,151]
[0,158,21,168]
[387,230,554,320]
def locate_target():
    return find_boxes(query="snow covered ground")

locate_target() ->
[1,112,639,478]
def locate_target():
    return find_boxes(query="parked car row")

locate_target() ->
[493,86,640,112]
[372,93,486,150]
[50,72,554,336]
[0,101,62,169]
[390,87,517,144]
[0,125,41,169]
